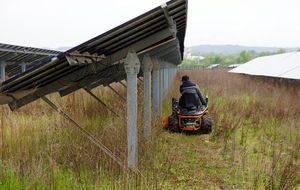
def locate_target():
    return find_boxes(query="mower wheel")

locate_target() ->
[201,115,213,134]
[169,114,180,133]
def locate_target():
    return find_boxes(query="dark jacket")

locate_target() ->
[179,80,206,110]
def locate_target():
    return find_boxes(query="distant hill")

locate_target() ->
[186,45,300,55]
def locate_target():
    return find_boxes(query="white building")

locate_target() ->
[185,52,205,60]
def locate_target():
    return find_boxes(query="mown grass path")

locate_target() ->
[154,70,300,189]
[155,132,230,189]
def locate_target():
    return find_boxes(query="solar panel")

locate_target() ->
[0,43,60,78]
[0,0,187,110]
[230,52,300,80]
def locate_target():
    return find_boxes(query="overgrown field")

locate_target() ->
[0,70,299,189]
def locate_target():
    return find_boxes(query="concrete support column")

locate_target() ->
[141,54,153,138]
[172,66,175,80]
[165,66,170,91]
[163,63,169,95]
[166,66,169,92]
[172,67,176,82]
[21,63,26,72]
[1,62,6,82]
[124,48,141,172]
[159,63,164,114]
[170,67,174,83]
[168,65,172,90]
[152,58,160,114]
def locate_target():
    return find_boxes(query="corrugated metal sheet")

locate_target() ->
[0,0,187,109]
[230,52,300,80]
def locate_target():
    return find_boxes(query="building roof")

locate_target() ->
[228,64,243,68]
[207,64,220,69]
[229,52,300,80]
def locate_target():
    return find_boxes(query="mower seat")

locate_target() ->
[180,107,201,116]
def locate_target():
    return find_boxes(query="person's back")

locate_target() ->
[179,75,206,111]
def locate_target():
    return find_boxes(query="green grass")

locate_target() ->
[0,165,124,190]
[0,70,299,189]
[154,70,299,189]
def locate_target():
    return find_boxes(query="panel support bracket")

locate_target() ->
[119,81,127,89]
[38,94,127,173]
[66,51,106,66]
[161,4,177,36]
[108,85,126,102]
[83,88,120,118]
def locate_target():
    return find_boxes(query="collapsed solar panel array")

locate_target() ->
[230,52,300,80]
[0,0,187,110]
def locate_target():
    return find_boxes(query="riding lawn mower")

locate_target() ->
[163,97,213,134]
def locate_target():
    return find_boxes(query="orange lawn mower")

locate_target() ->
[163,97,213,134]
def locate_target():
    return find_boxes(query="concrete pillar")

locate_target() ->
[174,67,178,80]
[170,67,173,79]
[168,65,172,90]
[1,62,6,82]
[170,67,175,83]
[166,64,169,94]
[21,63,26,72]
[163,64,168,95]
[141,54,153,138]
[124,48,140,172]
[172,67,176,82]
[159,64,164,114]
[152,58,160,114]
[166,66,169,92]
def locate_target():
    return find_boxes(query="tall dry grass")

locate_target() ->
[162,70,300,189]
[0,82,159,189]
[0,70,299,189]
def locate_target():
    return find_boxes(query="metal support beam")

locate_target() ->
[83,88,120,118]
[21,63,26,73]
[0,47,58,56]
[107,85,126,102]
[119,81,127,89]
[141,54,153,138]
[1,62,6,81]
[39,95,126,172]
[161,4,177,37]
[66,52,105,66]
[138,77,143,83]
[124,48,140,172]
[152,58,160,114]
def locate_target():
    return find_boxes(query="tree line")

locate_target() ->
[181,48,287,68]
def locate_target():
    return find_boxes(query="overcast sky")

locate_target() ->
[0,0,299,49]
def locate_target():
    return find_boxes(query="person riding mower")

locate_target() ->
[163,75,213,133]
